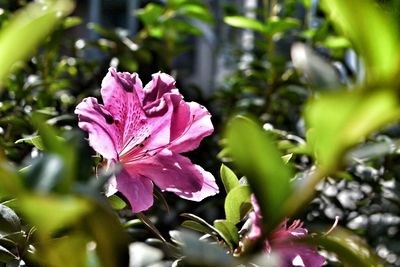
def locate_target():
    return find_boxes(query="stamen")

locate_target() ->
[324,216,339,236]
[119,110,197,164]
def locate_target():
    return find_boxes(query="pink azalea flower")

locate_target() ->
[75,68,219,212]
[247,195,325,267]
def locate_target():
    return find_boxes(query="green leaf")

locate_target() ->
[305,89,399,172]
[220,164,239,194]
[265,17,300,35]
[170,230,239,267]
[310,228,386,267]
[0,158,24,196]
[224,185,251,224]
[0,205,21,234]
[213,220,239,248]
[0,0,75,86]
[181,213,233,247]
[137,3,164,26]
[62,16,82,29]
[281,154,293,164]
[321,0,400,83]
[107,195,126,210]
[225,116,293,228]
[84,204,130,267]
[182,220,215,236]
[15,135,44,150]
[176,4,213,23]
[35,235,88,267]
[224,16,265,33]
[18,195,91,236]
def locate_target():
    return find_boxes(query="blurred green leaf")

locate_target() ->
[18,195,91,236]
[281,153,293,164]
[225,116,293,228]
[224,185,251,224]
[213,220,239,248]
[63,16,82,29]
[321,36,351,49]
[15,135,44,150]
[84,204,129,267]
[22,154,64,193]
[310,228,386,267]
[32,116,76,193]
[265,17,300,35]
[224,16,265,33]
[174,3,213,23]
[36,235,88,267]
[220,164,239,194]
[107,195,126,210]
[0,0,75,86]
[0,158,24,196]
[321,0,400,83]
[137,3,164,26]
[305,89,399,172]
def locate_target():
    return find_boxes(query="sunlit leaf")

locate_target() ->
[63,16,82,29]
[305,89,399,172]
[224,16,265,33]
[176,4,213,23]
[213,220,239,248]
[0,0,75,86]
[15,135,44,150]
[225,116,293,228]
[224,185,251,224]
[220,164,239,194]
[321,0,400,83]
[107,195,127,210]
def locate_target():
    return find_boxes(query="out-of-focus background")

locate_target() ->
[1,0,400,266]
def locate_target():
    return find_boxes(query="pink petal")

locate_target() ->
[142,72,177,108]
[129,149,218,200]
[179,164,219,201]
[116,167,154,213]
[169,94,191,141]
[75,97,120,160]
[168,101,214,153]
[275,244,325,267]
[101,68,151,153]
